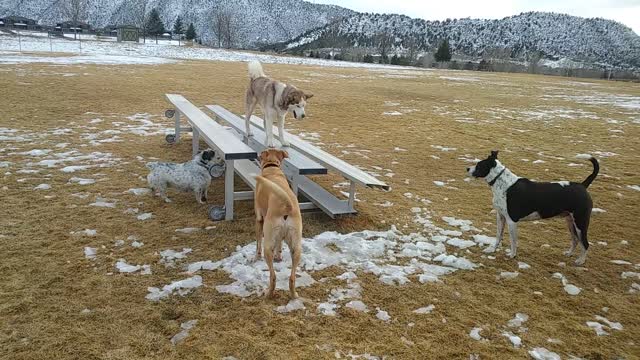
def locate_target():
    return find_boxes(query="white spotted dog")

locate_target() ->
[146,149,223,204]
[466,151,599,265]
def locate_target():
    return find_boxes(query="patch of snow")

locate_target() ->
[564,284,581,295]
[146,276,203,302]
[529,347,561,360]
[128,188,151,196]
[115,259,151,275]
[376,308,391,322]
[160,248,192,267]
[137,213,153,221]
[500,271,520,279]
[68,177,96,185]
[413,304,435,314]
[469,327,484,341]
[275,299,306,313]
[84,247,97,260]
[518,262,531,270]
[170,320,197,346]
[34,183,51,190]
[345,300,368,312]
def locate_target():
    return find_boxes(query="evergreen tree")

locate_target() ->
[185,23,196,41]
[363,54,374,63]
[145,8,165,39]
[390,54,399,65]
[435,39,452,62]
[172,16,183,35]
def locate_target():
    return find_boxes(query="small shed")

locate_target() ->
[117,25,139,42]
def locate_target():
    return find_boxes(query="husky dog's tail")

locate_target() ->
[248,61,266,80]
[255,176,292,214]
[582,157,599,188]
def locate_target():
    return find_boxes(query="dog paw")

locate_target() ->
[564,250,574,257]
[274,254,282,262]
[281,141,290,147]
[483,246,496,254]
[574,258,586,266]
[507,252,517,259]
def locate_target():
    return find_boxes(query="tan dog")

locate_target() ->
[254,149,303,298]
[245,61,313,148]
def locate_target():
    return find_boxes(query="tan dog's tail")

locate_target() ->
[248,61,265,80]
[255,176,292,214]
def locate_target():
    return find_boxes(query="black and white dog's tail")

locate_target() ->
[145,162,159,170]
[581,157,599,188]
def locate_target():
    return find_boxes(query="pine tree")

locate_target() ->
[172,16,183,35]
[435,39,452,62]
[145,8,165,41]
[185,23,196,41]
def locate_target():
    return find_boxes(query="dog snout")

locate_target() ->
[466,167,470,172]
[300,113,305,119]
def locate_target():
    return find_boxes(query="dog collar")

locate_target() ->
[197,160,209,169]
[262,163,280,169]
[488,168,506,187]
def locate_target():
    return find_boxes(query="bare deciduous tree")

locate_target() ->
[62,0,87,41]
[376,31,393,62]
[212,8,239,48]
[133,0,149,43]
[527,50,543,74]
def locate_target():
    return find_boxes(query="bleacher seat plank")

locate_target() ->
[165,95,256,160]
[206,105,327,175]
[246,115,389,190]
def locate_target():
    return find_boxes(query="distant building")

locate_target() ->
[0,16,39,30]
[101,25,119,37]
[117,25,140,42]
[55,21,92,33]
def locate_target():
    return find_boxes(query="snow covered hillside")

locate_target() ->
[273,12,640,69]
[0,0,353,47]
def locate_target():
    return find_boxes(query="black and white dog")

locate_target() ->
[467,151,599,265]
[146,149,224,204]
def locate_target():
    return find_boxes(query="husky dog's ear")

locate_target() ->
[490,150,499,159]
[304,92,314,100]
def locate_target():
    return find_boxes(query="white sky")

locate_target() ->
[311,0,640,35]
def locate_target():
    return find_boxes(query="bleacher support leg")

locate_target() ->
[192,127,199,156]
[347,181,356,210]
[174,110,181,143]
[225,160,235,220]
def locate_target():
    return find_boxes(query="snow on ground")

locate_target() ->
[115,259,151,275]
[170,320,198,346]
[0,34,435,71]
[528,347,561,360]
[146,276,203,302]
[0,53,176,65]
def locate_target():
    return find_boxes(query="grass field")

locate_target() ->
[1,54,639,360]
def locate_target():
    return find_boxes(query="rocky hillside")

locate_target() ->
[273,12,640,68]
[0,0,353,47]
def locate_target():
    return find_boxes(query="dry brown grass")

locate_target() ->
[1,57,639,360]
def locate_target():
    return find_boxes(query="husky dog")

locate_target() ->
[146,149,223,204]
[245,61,313,147]
[467,151,599,265]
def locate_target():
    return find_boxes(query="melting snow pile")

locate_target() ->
[115,259,151,275]
[146,276,203,302]
[186,225,479,300]
[170,320,198,345]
